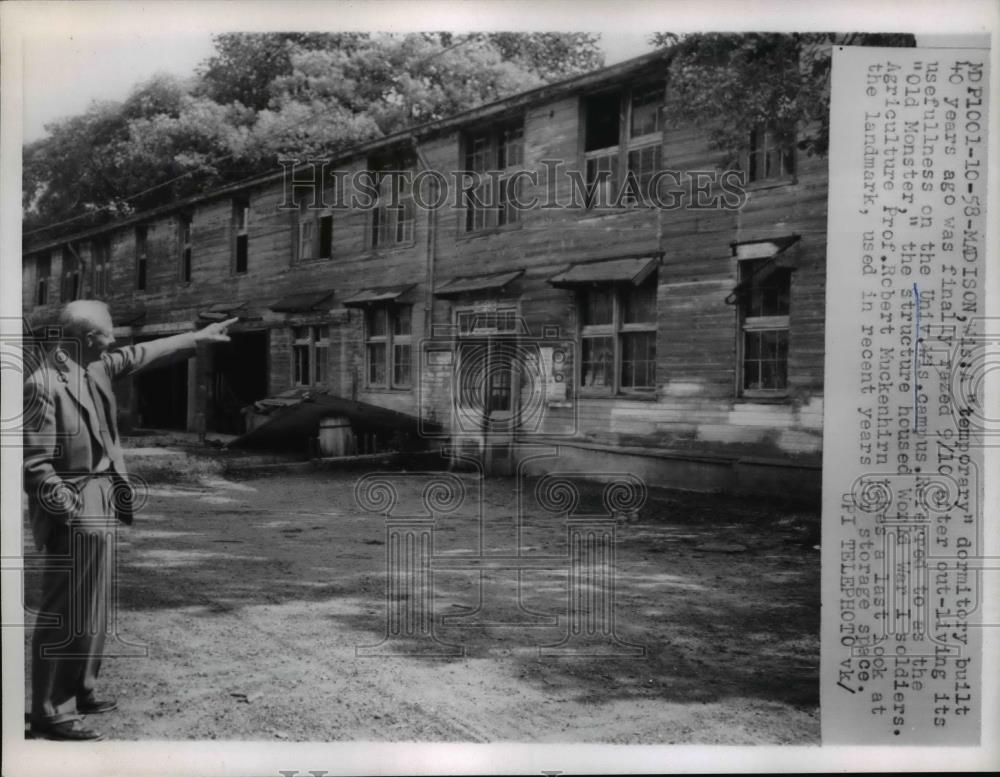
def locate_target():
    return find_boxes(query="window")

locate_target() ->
[463,121,525,233]
[92,237,110,297]
[35,254,51,306]
[297,203,333,261]
[179,214,193,282]
[582,85,663,208]
[739,259,790,394]
[135,226,148,291]
[578,275,657,393]
[61,246,81,302]
[365,305,412,388]
[745,126,795,184]
[292,325,330,386]
[234,198,249,273]
[369,153,415,249]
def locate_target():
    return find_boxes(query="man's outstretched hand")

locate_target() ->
[194,317,239,343]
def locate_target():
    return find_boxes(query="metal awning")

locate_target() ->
[268,290,336,313]
[198,302,247,321]
[725,235,801,305]
[341,284,415,307]
[434,269,524,298]
[548,256,659,288]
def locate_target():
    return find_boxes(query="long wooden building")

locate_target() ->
[21,49,827,499]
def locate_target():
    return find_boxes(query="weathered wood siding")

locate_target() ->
[22,61,828,467]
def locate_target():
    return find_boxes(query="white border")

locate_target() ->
[2,1,997,774]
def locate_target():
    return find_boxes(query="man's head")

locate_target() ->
[58,300,116,359]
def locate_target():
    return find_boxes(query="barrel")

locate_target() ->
[317,416,354,457]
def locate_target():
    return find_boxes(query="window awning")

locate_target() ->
[434,269,523,298]
[268,290,336,313]
[341,284,415,308]
[199,301,247,321]
[548,256,658,288]
[725,235,800,305]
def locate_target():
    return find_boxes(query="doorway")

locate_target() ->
[134,354,189,430]
[209,330,269,434]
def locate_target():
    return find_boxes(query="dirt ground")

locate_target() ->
[23,451,820,744]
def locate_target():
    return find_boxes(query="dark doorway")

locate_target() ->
[210,330,269,434]
[134,344,189,430]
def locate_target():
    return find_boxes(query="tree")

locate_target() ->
[24,32,605,242]
[650,33,916,160]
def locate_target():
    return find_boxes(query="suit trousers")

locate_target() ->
[31,476,117,724]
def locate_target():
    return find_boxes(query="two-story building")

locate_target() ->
[22,49,827,499]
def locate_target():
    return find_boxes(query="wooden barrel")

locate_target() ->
[317,416,353,457]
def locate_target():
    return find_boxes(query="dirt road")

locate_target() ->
[24,460,819,744]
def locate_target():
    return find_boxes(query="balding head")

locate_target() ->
[58,300,115,357]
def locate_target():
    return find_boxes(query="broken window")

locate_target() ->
[234,197,250,274]
[369,152,415,249]
[179,213,193,282]
[463,120,525,233]
[35,254,51,306]
[738,259,790,393]
[744,126,795,184]
[92,236,111,297]
[135,226,148,291]
[297,203,334,261]
[366,304,412,388]
[61,246,82,302]
[578,274,657,393]
[582,84,663,208]
[292,325,329,387]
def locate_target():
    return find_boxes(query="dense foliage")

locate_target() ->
[651,33,916,163]
[23,32,603,241]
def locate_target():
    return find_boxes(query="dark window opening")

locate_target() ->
[135,226,148,291]
[234,198,249,273]
[584,91,621,151]
[35,255,51,306]
[369,152,416,249]
[179,214,193,282]
[583,85,662,208]
[62,247,82,302]
[318,214,333,259]
[746,126,795,183]
[92,237,111,297]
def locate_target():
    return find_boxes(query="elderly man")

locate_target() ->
[23,300,237,741]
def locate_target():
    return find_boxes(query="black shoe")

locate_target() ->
[77,696,118,715]
[31,718,105,741]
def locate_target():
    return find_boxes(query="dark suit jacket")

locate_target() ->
[23,333,198,550]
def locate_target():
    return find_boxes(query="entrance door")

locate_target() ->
[454,308,520,438]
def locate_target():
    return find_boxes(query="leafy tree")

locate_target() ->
[24,32,604,241]
[650,32,916,160]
